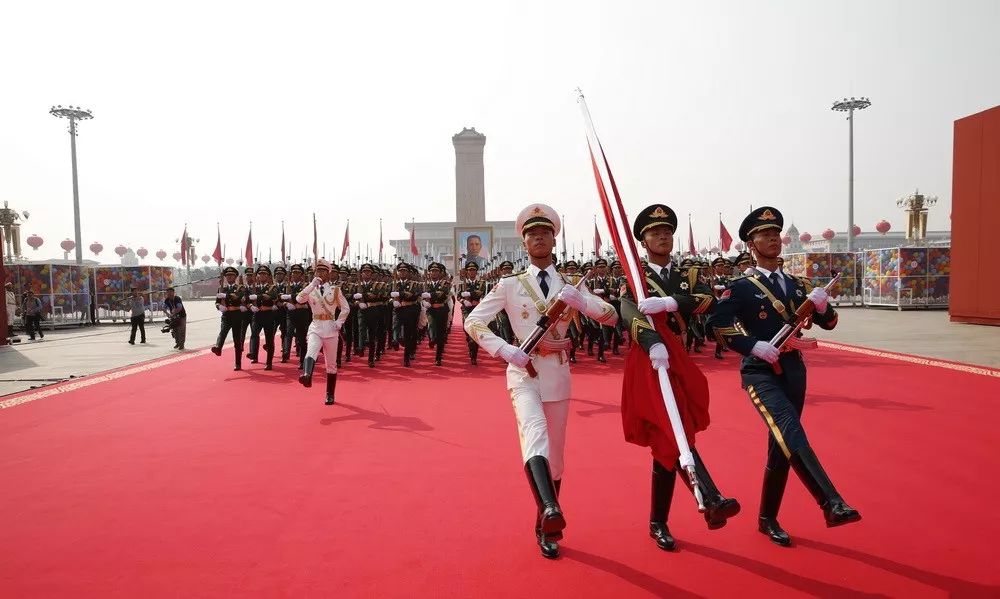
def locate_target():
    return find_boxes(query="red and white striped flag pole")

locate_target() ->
[576,89,703,506]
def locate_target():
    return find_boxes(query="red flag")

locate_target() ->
[312,213,318,261]
[719,218,733,253]
[180,225,189,266]
[688,218,696,255]
[409,220,418,256]
[245,226,253,266]
[212,225,223,265]
[379,219,384,263]
[594,220,602,256]
[280,222,286,263]
[340,220,350,261]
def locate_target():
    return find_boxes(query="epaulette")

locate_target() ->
[794,276,815,291]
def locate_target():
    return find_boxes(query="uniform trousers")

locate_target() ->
[740,352,809,468]
[511,389,570,481]
[306,328,341,373]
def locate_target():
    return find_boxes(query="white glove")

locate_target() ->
[638,296,679,314]
[744,267,756,276]
[217,305,226,312]
[311,277,323,288]
[390,291,400,298]
[751,341,781,364]
[286,302,296,309]
[421,301,430,309]
[497,343,531,368]
[609,294,617,300]
[421,292,431,299]
[593,288,606,295]
[462,300,471,308]
[557,285,587,311]
[280,294,291,300]
[359,302,368,309]
[807,287,829,313]
[461,291,471,298]
[248,294,258,301]
[333,321,343,332]
[353,293,363,300]
[250,305,259,313]
[239,306,247,312]
[648,342,669,370]
[216,292,226,299]
[713,285,726,291]
[393,301,401,308]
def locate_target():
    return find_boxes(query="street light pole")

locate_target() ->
[831,97,870,252]
[50,105,94,265]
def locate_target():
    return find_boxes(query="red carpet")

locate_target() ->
[1,316,999,598]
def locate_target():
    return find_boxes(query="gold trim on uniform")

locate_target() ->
[748,385,791,458]
[631,317,655,342]
[466,319,493,342]
[691,293,714,314]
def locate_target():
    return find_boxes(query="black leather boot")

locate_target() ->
[677,449,741,529]
[714,344,724,359]
[324,373,337,405]
[758,464,791,546]
[790,447,861,527]
[211,346,222,356]
[264,343,274,370]
[525,456,565,557]
[299,357,315,388]
[649,460,676,551]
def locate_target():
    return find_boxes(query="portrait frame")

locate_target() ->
[454,226,493,273]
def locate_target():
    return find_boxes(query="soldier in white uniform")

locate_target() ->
[465,203,618,559]
[296,259,350,405]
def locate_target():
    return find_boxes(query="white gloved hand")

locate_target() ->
[557,285,587,311]
[751,340,781,364]
[593,288,606,295]
[461,300,471,308]
[250,305,259,313]
[609,294,617,300]
[280,294,291,300]
[638,296,679,314]
[393,301,401,308]
[648,342,670,370]
[217,305,226,312]
[239,306,247,312]
[461,291,471,298]
[497,343,531,368]
[421,292,431,299]
[248,294,258,301]
[286,302,296,309]
[216,292,227,299]
[353,293,363,300]
[333,321,343,332]
[713,285,725,291]
[390,291,400,298]
[359,302,368,309]
[807,287,829,313]
[311,277,323,288]
[744,267,756,276]
[421,301,430,309]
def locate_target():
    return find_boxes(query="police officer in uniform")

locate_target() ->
[424,262,451,366]
[712,206,860,546]
[619,204,740,550]
[211,266,247,371]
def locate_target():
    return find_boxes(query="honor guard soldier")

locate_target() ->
[465,203,618,559]
[211,266,248,371]
[712,206,860,546]
[247,265,280,369]
[391,262,422,367]
[424,262,451,366]
[336,266,356,366]
[458,260,488,365]
[619,204,740,550]
[273,266,291,362]
[286,264,311,367]
[735,251,755,276]
[588,258,615,361]
[492,260,516,345]
[354,264,383,368]
[562,260,584,363]
[240,267,256,351]
[709,256,732,359]
[297,259,350,405]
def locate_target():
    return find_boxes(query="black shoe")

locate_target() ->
[471,357,477,366]
[299,357,315,388]
[790,447,861,528]
[177,345,184,350]
[280,355,289,363]
[234,364,242,371]
[649,522,676,551]
[128,340,135,345]
[324,373,337,405]
[211,346,222,356]
[758,517,791,546]
[368,359,375,368]
[404,356,411,367]
[677,450,741,529]
[714,347,724,359]
[264,364,273,371]
[597,354,607,363]
[535,529,560,559]
[435,358,442,366]
[524,456,566,538]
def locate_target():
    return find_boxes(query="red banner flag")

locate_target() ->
[245,226,253,266]
[688,218,696,256]
[180,225,189,266]
[594,220,602,257]
[312,213,318,261]
[719,217,733,253]
[340,220,350,261]
[409,220,418,256]
[212,225,223,265]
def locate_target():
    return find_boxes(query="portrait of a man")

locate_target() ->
[455,227,493,271]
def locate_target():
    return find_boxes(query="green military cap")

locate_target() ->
[273,265,287,275]
[360,263,374,273]
[633,204,678,239]
[735,251,753,265]
[255,264,271,275]
[290,264,304,274]
[594,258,609,267]
[222,266,239,276]
[739,206,783,241]
[465,261,480,271]
[712,256,731,267]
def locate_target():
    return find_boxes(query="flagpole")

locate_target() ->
[577,89,702,506]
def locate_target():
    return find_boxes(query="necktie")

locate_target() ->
[769,273,785,299]
[538,270,550,298]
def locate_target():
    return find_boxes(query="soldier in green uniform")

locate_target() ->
[273,266,291,362]
[709,256,732,359]
[588,258,616,361]
[240,267,256,356]
[211,266,248,371]
[354,263,383,368]
[391,262,422,367]
[458,261,489,365]
[286,264,311,368]
[247,264,280,370]
[618,204,740,550]
[336,266,356,365]
[562,260,584,363]
[424,262,451,366]
[492,260,516,345]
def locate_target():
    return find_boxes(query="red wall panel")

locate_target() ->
[951,105,1000,325]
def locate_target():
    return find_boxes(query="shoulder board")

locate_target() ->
[501,272,521,279]
[794,276,815,290]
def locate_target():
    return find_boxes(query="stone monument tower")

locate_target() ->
[453,127,486,225]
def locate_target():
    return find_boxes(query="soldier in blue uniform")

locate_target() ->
[712,206,861,547]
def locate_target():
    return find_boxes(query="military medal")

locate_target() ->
[680,282,689,290]
[759,311,768,320]
[521,309,530,320]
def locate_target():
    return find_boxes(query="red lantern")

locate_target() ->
[876,220,891,234]
[822,229,835,241]
[201,255,210,264]
[799,232,812,243]
[89,242,103,256]
[781,234,791,245]
[114,244,128,257]
[172,252,182,261]
[852,224,862,237]
[137,247,149,259]
[60,239,76,252]
[26,234,43,250]
[734,242,745,251]
[155,249,167,261]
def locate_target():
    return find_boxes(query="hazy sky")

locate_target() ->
[3,0,998,263]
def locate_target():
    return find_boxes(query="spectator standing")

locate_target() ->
[163,287,186,350]
[20,289,45,341]
[127,287,146,344]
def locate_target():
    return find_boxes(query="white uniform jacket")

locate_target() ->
[296,281,349,339]
[465,264,618,402]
